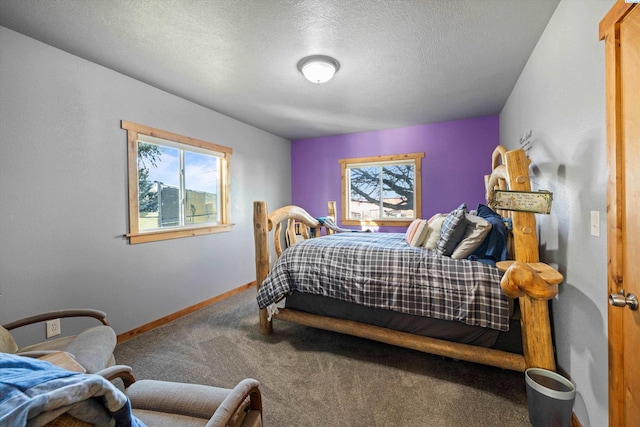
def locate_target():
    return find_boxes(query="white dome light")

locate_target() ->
[297,55,340,84]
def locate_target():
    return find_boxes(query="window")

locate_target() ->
[339,153,423,227]
[122,121,232,244]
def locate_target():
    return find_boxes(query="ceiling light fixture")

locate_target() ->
[297,55,340,84]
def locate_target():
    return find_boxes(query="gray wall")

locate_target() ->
[499,1,611,425]
[0,2,613,422]
[0,26,291,341]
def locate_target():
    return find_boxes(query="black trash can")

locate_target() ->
[525,368,576,427]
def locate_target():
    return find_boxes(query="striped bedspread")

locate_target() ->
[257,232,509,331]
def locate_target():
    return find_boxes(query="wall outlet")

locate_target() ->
[46,318,61,338]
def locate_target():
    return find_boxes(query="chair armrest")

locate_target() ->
[96,365,136,388]
[206,379,262,427]
[15,350,68,358]
[2,309,109,330]
[126,378,261,425]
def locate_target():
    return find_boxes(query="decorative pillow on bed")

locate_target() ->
[436,204,468,256]
[405,219,430,246]
[423,214,446,249]
[451,214,492,259]
[469,204,509,262]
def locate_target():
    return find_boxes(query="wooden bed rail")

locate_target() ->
[271,308,527,371]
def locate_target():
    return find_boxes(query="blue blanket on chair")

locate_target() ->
[0,353,145,427]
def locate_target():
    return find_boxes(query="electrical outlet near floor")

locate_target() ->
[46,318,61,338]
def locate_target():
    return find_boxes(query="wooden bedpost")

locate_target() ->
[254,200,273,335]
[327,201,337,235]
[500,149,559,371]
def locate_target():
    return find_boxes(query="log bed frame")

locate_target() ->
[253,145,563,372]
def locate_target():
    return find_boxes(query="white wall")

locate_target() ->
[0,27,291,339]
[500,1,612,425]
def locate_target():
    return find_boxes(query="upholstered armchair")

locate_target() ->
[0,309,117,374]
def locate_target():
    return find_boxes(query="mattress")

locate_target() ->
[285,291,523,354]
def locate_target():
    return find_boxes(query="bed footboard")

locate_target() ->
[253,200,335,335]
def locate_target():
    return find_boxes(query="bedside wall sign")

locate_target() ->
[492,190,553,214]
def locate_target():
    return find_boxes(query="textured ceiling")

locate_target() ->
[0,0,559,140]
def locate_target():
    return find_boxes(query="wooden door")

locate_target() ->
[600,2,640,426]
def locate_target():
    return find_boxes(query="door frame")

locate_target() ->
[600,1,637,425]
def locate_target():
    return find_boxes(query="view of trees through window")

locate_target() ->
[348,163,415,220]
[340,153,423,226]
[123,120,232,244]
[137,140,220,231]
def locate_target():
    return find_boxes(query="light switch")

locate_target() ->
[590,211,600,237]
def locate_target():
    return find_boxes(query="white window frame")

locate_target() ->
[122,120,232,244]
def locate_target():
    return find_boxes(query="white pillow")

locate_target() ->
[451,214,492,259]
[423,214,446,249]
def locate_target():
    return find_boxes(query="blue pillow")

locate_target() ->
[436,204,468,256]
[469,204,508,262]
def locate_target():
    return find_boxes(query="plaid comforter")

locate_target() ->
[257,232,509,331]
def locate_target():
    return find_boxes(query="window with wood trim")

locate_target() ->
[122,121,232,244]
[339,153,423,227]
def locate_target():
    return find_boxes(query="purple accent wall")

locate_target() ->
[291,115,499,232]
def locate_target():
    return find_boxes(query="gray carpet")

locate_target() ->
[114,289,531,426]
